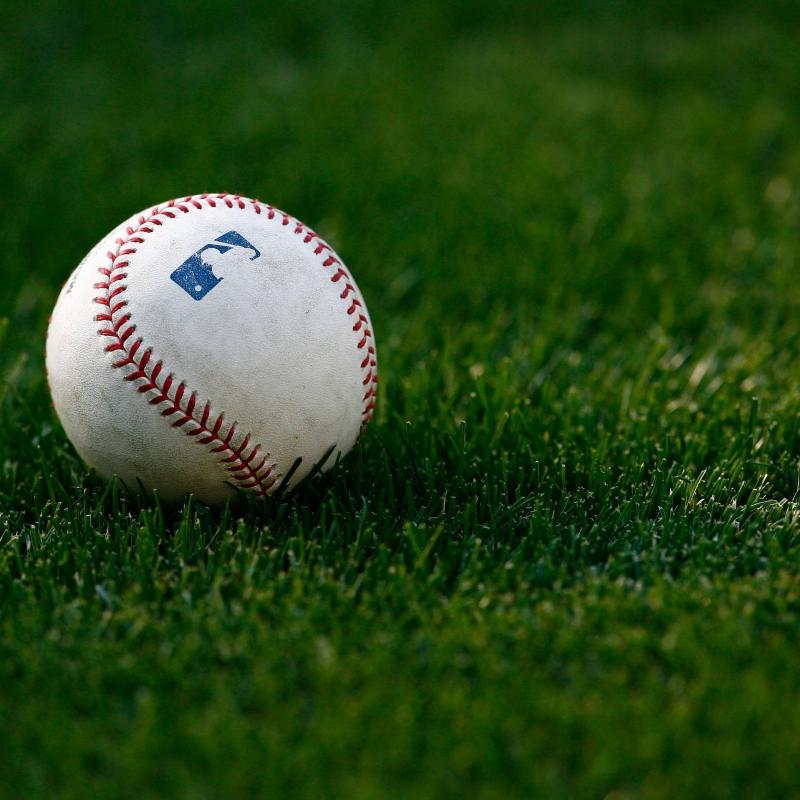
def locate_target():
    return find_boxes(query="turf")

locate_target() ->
[3,1,800,797]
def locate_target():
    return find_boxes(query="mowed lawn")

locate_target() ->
[3,2,800,797]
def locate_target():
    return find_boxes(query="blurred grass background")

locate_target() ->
[3,1,800,797]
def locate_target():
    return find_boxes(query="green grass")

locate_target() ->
[3,1,800,797]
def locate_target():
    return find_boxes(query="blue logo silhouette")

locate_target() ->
[170,231,261,300]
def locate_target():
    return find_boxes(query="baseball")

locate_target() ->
[46,193,378,505]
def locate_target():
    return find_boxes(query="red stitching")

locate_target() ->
[92,193,376,497]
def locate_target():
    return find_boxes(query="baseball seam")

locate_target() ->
[92,193,377,498]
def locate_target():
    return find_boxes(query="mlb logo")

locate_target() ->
[170,231,261,300]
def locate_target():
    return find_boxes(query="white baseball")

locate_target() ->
[46,193,378,505]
